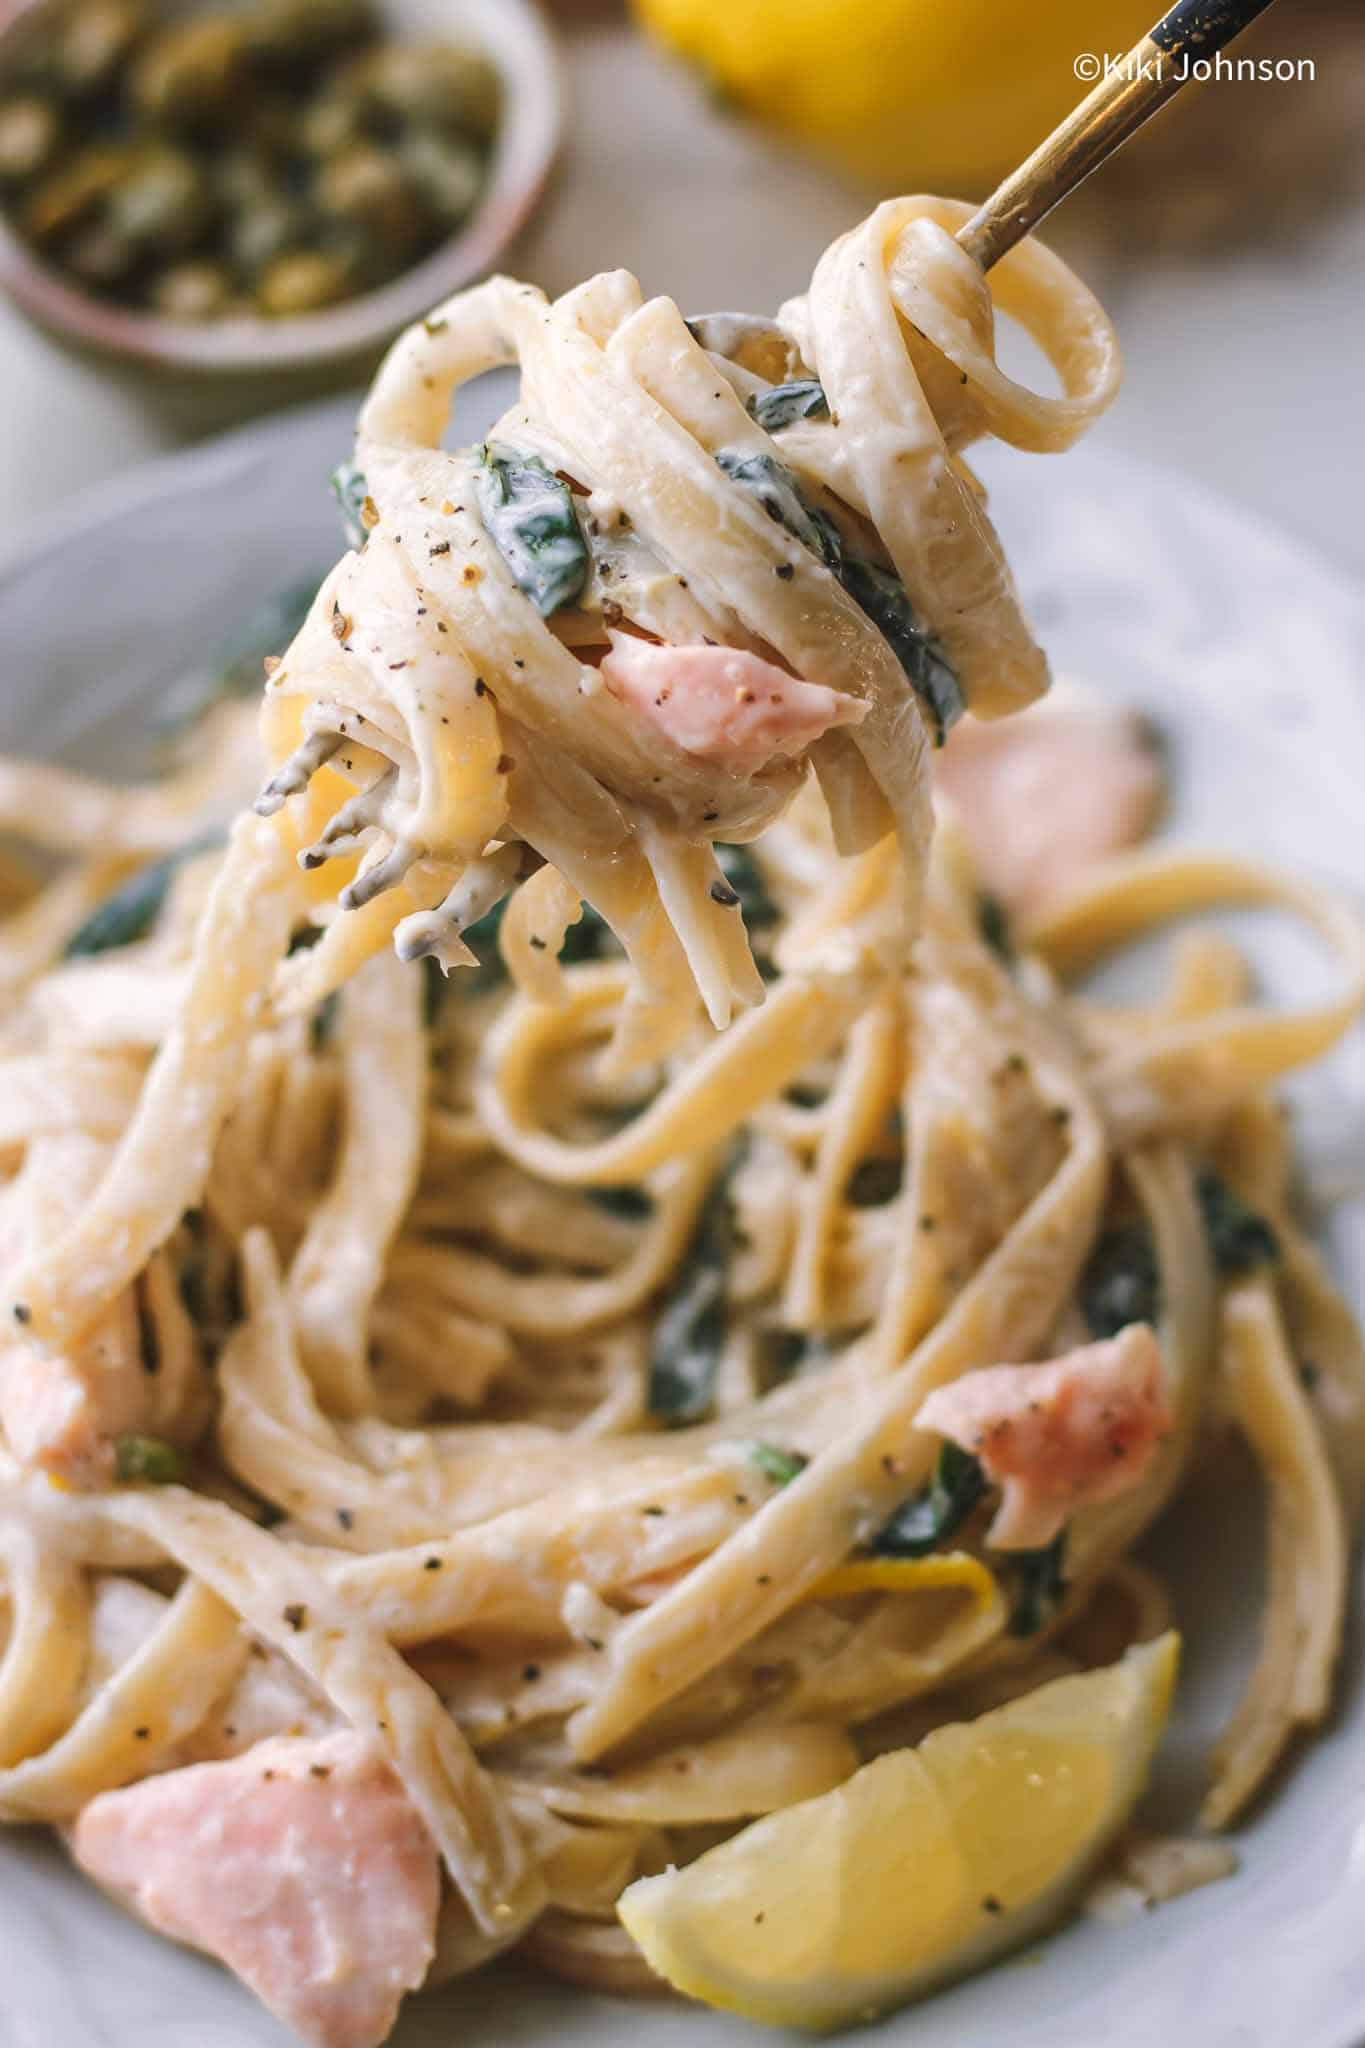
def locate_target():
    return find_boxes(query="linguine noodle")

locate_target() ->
[0,195,1360,2046]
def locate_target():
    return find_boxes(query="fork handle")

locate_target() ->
[957,0,1280,271]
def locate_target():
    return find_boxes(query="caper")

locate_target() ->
[0,95,62,184]
[246,0,376,71]
[214,146,277,213]
[22,143,127,241]
[149,257,231,319]
[227,189,306,276]
[64,219,135,284]
[0,8,54,95]
[240,92,300,163]
[54,0,146,98]
[314,139,430,259]
[348,40,501,144]
[106,142,212,256]
[298,88,366,162]
[131,15,248,130]
[399,129,483,227]
[255,243,354,315]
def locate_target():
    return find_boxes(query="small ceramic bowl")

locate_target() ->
[0,0,563,373]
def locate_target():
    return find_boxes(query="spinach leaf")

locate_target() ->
[838,557,964,748]
[462,901,509,990]
[846,1155,903,1208]
[648,1154,742,1424]
[873,1442,987,1557]
[758,1327,833,1383]
[744,1441,810,1487]
[586,1184,655,1221]
[1007,1531,1068,1637]
[714,843,779,929]
[330,460,370,550]
[475,444,589,617]
[63,832,225,960]
[1197,1170,1279,1275]
[175,1211,213,1330]
[439,893,618,1005]
[286,926,339,1048]
[976,892,1013,963]
[713,448,963,746]
[310,991,341,1051]
[1080,1224,1160,1340]
[420,955,448,1026]
[747,380,830,432]
[557,899,617,964]
[714,448,843,568]
[114,1434,184,1485]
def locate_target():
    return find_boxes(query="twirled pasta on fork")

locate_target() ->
[257,196,1118,1057]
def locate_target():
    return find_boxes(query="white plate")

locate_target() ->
[0,399,1363,2048]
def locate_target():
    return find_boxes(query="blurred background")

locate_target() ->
[1,0,1362,573]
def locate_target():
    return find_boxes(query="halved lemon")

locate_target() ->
[618,1632,1179,2030]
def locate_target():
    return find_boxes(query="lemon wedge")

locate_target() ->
[618,1631,1179,2030]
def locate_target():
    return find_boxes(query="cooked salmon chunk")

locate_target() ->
[72,1731,440,2048]
[600,632,865,771]
[934,685,1163,919]
[916,1324,1170,1550]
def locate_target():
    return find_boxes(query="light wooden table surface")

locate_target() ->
[2,17,1363,579]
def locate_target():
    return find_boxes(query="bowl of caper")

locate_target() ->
[0,0,562,370]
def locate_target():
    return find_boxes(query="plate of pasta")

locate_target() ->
[0,197,1364,2048]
